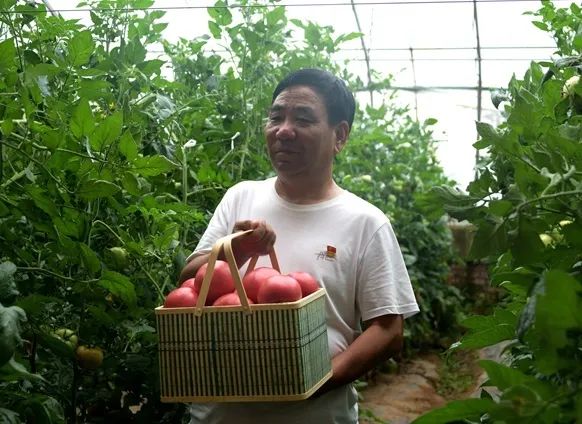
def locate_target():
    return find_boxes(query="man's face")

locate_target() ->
[265,85,346,179]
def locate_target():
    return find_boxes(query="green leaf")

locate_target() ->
[411,399,496,424]
[17,395,64,424]
[0,38,16,72]
[469,220,508,260]
[461,308,517,330]
[98,271,137,307]
[132,155,175,176]
[0,408,21,424]
[266,6,286,26]
[536,270,581,331]
[70,100,94,139]
[530,270,582,373]
[79,79,113,101]
[25,185,60,217]
[68,30,94,66]
[475,121,501,149]
[208,21,222,38]
[90,111,122,151]
[455,309,516,350]
[479,360,533,390]
[36,331,75,359]
[335,32,363,45]
[563,221,582,249]
[154,224,178,250]
[133,0,154,7]
[41,129,63,150]
[87,304,115,326]
[1,119,14,137]
[511,218,545,265]
[80,243,101,275]
[208,1,232,26]
[532,21,548,31]
[492,267,537,289]
[119,131,138,161]
[0,304,26,366]
[0,261,19,302]
[122,172,140,196]
[16,295,62,317]
[26,63,60,78]
[78,180,120,200]
[0,358,44,383]
[488,200,513,217]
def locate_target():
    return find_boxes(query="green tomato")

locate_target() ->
[53,328,78,349]
[108,247,129,269]
[562,76,580,98]
[539,234,553,247]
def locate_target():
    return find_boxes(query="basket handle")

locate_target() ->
[194,230,280,316]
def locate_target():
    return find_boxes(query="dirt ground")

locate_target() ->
[358,345,504,424]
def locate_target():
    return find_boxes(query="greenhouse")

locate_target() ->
[0,0,580,423]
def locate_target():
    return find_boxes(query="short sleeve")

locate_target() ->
[356,222,420,321]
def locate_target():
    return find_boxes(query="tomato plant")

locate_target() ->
[415,2,582,423]
[0,0,461,422]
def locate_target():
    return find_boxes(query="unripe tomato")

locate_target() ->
[76,346,104,370]
[108,247,129,269]
[53,328,79,349]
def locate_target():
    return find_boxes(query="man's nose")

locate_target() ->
[276,120,296,140]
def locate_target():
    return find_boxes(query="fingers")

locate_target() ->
[232,220,276,257]
[233,220,253,232]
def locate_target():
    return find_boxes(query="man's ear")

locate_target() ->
[334,121,350,154]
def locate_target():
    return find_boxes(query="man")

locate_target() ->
[179,68,419,423]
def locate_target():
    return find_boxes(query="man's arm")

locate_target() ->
[315,314,404,395]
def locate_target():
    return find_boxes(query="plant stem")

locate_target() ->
[350,0,373,107]
[30,333,37,374]
[17,267,99,284]
[2,140,72,192]
[517,190,582,213]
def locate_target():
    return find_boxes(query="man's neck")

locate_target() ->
[274,175,342,205]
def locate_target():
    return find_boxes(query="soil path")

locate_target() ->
[359,344,505,424]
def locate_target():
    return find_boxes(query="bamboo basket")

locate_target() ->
[155,231,332,402]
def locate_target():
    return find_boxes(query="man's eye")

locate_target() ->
[268,115,282,123]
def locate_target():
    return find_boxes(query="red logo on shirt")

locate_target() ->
[315,245,337,261]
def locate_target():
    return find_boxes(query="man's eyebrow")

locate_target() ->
[269,104,316,115]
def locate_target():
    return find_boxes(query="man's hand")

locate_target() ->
[178,220,276,283]
[311,314,403,398]
[232,220,276,265]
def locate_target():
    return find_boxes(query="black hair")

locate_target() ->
[271,68,356,130]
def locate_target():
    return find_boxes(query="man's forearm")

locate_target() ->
[323,315,404,391]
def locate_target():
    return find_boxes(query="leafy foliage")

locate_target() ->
[0,0,459,421]
[415,2,582,423]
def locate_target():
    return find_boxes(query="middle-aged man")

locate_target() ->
[179,68,419,423]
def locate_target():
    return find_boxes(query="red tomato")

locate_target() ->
[163,287,198,308]
[180,278,197,291]
[194,261,236,305]
[288,271,320,297]
[242,267,280,303]
[213,291,254,306]
[257,275,302,304]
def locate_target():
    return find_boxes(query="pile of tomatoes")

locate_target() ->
[163,261,319,308]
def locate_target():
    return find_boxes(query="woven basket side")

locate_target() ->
[157,293,331,401]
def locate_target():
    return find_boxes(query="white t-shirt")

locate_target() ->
[187,178,419,424]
